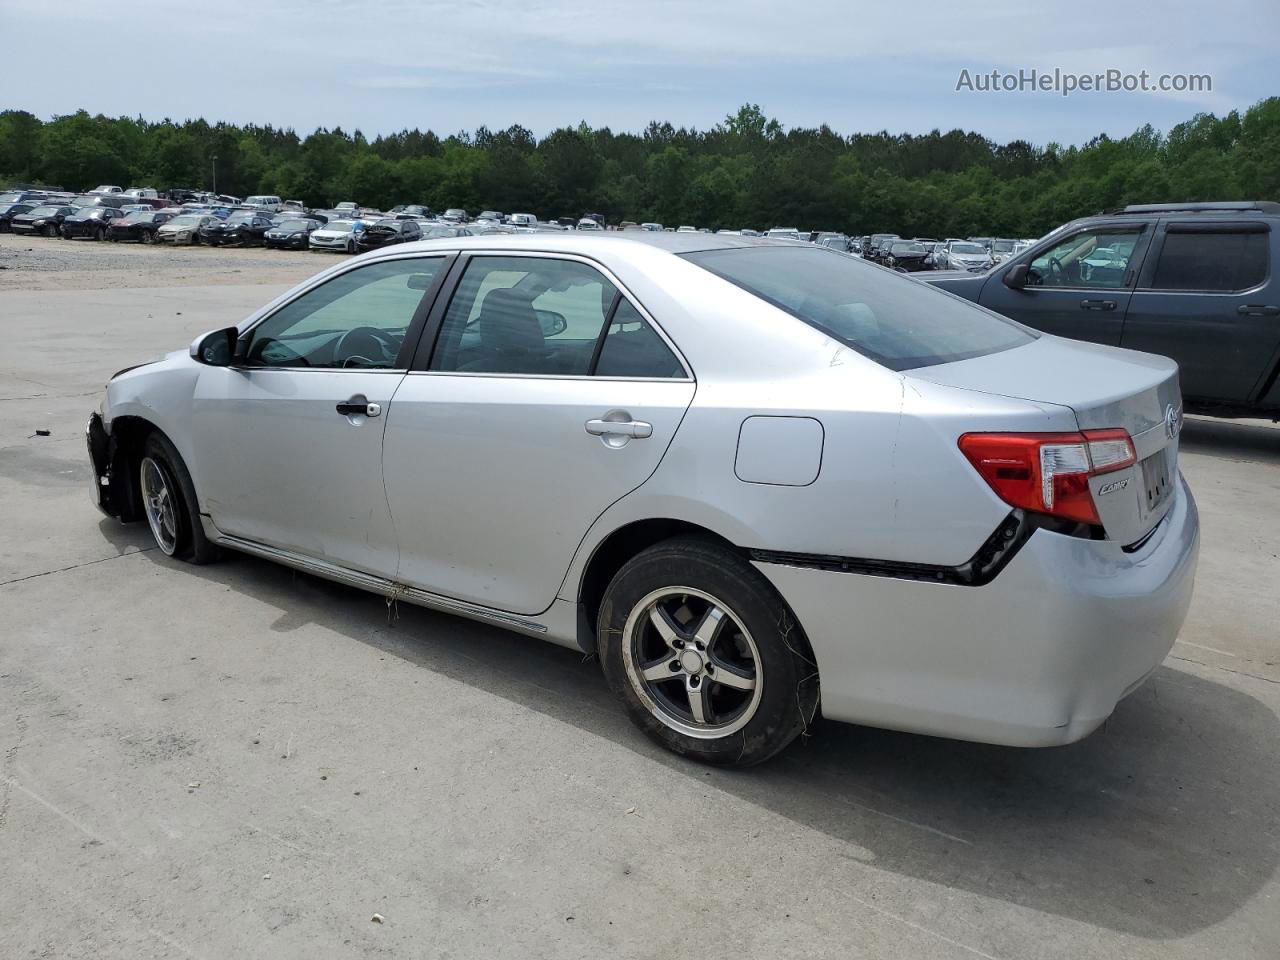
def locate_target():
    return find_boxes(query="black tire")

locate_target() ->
[141,230,153,244]
[140,432,220,564]
[598,537,819,766]
[95,226,106,242]
[44,224,58,238]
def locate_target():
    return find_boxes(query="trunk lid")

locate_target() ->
[910,335,1183,545]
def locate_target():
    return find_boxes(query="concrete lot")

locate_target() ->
[1,237,1278,960]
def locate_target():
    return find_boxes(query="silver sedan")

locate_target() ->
[88,234,1199,765]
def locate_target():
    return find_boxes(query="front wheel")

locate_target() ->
[138,433,219,564]
[598,537,819,766]
[44,224,58,238]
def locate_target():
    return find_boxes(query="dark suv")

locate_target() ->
[923,201,1280,419]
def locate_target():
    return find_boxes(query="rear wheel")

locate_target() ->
[43,224,58,238]
[598,537,819,766]
[138,433,219,564]
[141,230,153,244]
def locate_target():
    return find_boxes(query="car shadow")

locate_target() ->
[1180,415,1280,465]
[124,543,1280,942]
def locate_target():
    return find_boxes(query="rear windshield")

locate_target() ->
[683,246,1035,371]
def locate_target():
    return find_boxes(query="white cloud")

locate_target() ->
[3,0,1274,140]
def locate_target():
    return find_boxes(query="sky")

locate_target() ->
[4,0,1277,145]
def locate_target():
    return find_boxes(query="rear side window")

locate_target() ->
[684,246,1035,371]
[430,256,618,376]
[595,300,683,378]
[1150,227,1269,292]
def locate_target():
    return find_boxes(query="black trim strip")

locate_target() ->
[749,511,1044,587]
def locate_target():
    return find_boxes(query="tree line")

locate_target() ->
[1,100,1277,237]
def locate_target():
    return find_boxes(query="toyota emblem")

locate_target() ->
[1164,404,1182,440]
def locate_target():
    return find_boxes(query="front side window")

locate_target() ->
[1028,227,1142,288]
[1149,227,1269,292]
[430,256,619,376]
[245,257,444,369]
[685,245,1034,371]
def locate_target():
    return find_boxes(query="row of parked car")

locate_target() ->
[0,186,641,256]
[851,234,1035,272]
[0,189,542,254]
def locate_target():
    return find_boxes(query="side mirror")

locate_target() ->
[190,326,238,366]
[1002,264,1029,290]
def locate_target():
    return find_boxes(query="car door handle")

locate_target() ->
[1080,299,1117,311]
[1237,304,1280,316]
[335,396,380,417]
[585,418,652,439]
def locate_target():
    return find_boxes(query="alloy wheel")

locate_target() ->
[140,456,179,556]
[622,587,762,738]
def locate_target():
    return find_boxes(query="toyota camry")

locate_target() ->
[87,234,1199,765]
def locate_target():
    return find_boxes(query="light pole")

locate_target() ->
[211,154,218,195]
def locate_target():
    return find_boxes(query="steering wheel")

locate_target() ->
[335,326,398,368]
[1048,255,1066,283]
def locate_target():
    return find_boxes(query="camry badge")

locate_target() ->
[1098,478,1129,496]
[1164,405,1182,440]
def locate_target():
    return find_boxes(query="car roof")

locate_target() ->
[383,231,801,259]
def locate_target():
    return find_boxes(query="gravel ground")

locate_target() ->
[0,232,333,290]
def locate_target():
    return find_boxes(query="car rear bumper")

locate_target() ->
[755,474,1200,747]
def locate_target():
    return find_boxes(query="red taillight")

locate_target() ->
[958,429,1136,525]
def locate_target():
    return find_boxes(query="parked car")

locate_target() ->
[390,204,433,219]
[355,218,422,251]
[677,225,699,233]
[263,218,322,249]
[441,208,469,223]
[155,213,219,245]
[508,213,538,230]
[639,222,664,232]
[71,193,129,210]
[308,219,364,253]
[419,224,473,239]
[89,184,123,195]
[107,210,176,243]
[0,190,48,205]
[989,238,1018,264]
[864,233,900,261]
[60,206,127,240]
[577,218,603,231]
[124,187,159,199]
[199,210,274,246]
[0,201,41,232]
[244,195,282,212]
[89,233,1198,766]
[923,201,1280,419]
[935,240,994,272]
[475,211,504,223]
[882,239,932,271]
[10,204,76,237]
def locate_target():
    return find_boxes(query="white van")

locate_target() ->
[245,195,282,212]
